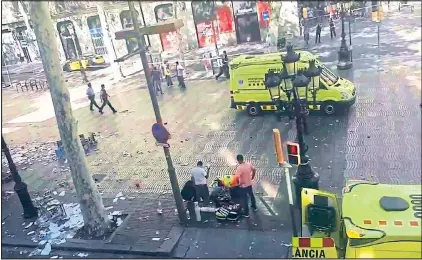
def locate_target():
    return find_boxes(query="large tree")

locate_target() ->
[29,1,110,236]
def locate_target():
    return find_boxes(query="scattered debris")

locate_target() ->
[152,238,160,241]
[40,243,52,256]
[76,253,89,257]
[25,222,34,229]
[111,211,122,216]
[58,191,65,197]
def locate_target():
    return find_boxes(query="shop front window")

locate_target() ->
[57,21,82,60]
[154,3,176,51]
[192,1,217,48]
[87,15,107,55]
[120,10,139,53]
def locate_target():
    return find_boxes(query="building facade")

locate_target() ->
[1,1,300,65]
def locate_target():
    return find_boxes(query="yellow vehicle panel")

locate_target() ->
[229,51,356,115]
[346,241,422,258]
[296,181,422,259]
[292,237,338,258]
[64,56,105,72]
[342,181,421,241]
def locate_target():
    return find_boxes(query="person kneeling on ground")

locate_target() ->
[190,161,211,205]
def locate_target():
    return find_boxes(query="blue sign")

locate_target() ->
[262,11,270,21]
[152,123,170,144]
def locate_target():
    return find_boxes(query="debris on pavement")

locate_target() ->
[24,222,34,229]
[27,202,84,257]
[76,253,89,257]
[40,242,52,256]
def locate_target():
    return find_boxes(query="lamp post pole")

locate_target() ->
[349,7,353,63]
[128,1,187,223]
[2,136,38,219]
[291,72,320,207]
[337,3,352,70]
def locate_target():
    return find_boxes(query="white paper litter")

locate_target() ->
[28,203,84,256]
[105,206,113,210]
[58,191,65,196]
[111,211,122,216]
[152,238,160,241]
[25,222,34,229]
[40,243,51,255]
[53,191,58,195]
[76,253,89,257]
[115,192,123,198]
[116,218,123,227]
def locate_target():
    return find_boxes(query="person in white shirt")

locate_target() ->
[175,61,186,89]
[191,161,210,205]
[86,83,100,111]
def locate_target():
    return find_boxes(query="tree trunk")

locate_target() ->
[29,1,110,237]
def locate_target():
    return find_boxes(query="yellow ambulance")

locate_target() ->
[229,51,356,116]
[292,180,421,258]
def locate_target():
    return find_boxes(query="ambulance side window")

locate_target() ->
[319,81,328,90]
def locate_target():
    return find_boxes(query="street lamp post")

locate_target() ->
[127,2,187,223]
[1,136,38,219]
[349,7,353,63]
[337,3,352,70]
[265,45,320,206]
[304,60,322,111]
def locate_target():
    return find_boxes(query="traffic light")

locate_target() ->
[286,142,301,165]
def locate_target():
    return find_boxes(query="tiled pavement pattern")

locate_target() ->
[3,2,422,197]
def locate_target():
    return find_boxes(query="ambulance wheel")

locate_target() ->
[322,102,337,115]
[246,103,261,116]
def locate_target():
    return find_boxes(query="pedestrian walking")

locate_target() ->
[164,63,173,88]
[99,84,117,114]
[215,51,230,80]
[234,154,257,217]
[191,161,211,205]
[175,61,186,89]
[300,18,305,36]
[329,18,336,39]
[151,66,164,95]
[86,83,100,111]
[315,23,322,44]
[304,26,310,46]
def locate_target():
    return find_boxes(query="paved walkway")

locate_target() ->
[1,6,420,258]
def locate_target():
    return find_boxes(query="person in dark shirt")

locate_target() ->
[215,51,230,80]
[99,84,117,114]
[329,18,336,39]
[151,66,163,95]
[315,23,322,44]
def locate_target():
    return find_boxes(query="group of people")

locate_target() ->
[301,17,337,45]
[86,83,117,114]
[186,154,257,218]
[151,61,187,95]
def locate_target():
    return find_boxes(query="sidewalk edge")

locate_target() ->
[1,226,185,257]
